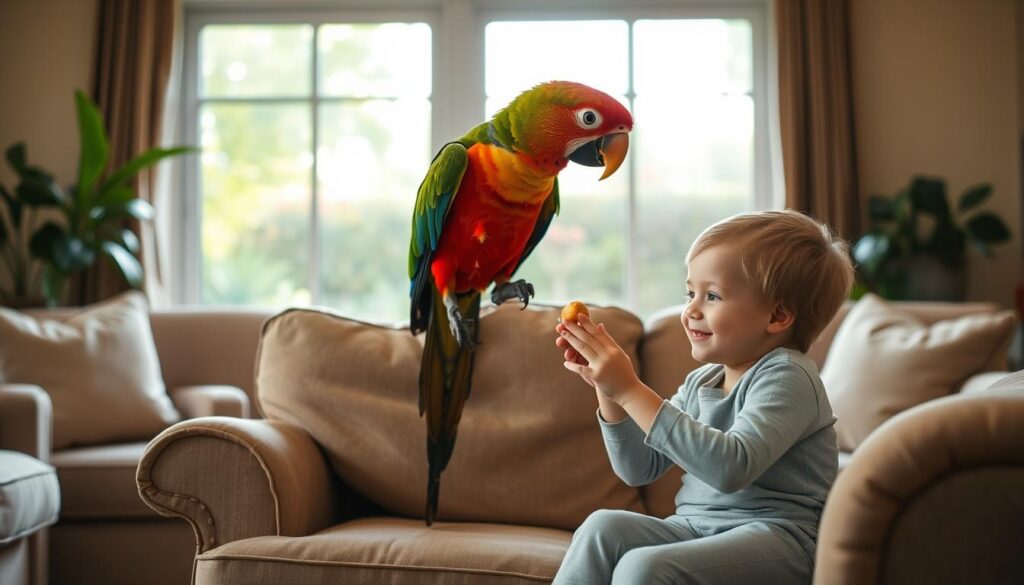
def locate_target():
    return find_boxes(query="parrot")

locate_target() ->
[408,80,633,525]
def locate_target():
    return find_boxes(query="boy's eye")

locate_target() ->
[706,292,721,301]
[685,290,695,301]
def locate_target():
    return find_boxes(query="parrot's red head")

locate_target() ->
[489,80,633,180]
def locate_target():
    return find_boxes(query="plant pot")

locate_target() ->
[888,254,967,302]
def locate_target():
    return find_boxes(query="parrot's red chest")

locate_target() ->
[430,143,554,294]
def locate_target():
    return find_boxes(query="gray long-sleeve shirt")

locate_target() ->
[599,347,838,552]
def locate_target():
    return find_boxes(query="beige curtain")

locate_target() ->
[75,0,176,306]
[776,0,860,241]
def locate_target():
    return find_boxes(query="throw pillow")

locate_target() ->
[0,291,180,449]
[820,293,1015,452]
[255,303,646,531]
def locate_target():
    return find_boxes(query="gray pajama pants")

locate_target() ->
[551,509,813,585]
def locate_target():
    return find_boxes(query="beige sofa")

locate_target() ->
[129,300,1019,585]
[0,308,271,585]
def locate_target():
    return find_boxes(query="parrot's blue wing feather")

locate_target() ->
[409,141,470,333]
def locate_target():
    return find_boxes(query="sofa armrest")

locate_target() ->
[815,389,1024,584]
[0,384,52,461]
[169,385,251,419]
[137,417,341,553]
[958,371,1012,394]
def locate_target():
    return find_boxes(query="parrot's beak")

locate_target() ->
[566,132,630,180]
[598,132,629,181]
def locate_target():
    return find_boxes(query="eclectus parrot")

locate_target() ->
[408,80,633,525]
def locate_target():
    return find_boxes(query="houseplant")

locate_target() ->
[852,175,1011,301]
[0,90,192,307]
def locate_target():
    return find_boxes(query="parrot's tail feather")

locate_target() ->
[419,288,480,525]
[426,461,442,526]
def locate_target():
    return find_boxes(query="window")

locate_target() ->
[180,3,770,320]
[185,14,433,319]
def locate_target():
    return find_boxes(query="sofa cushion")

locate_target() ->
[0,450,60,543]
[195,517,570,585]
[51,442,156,519]
[255,303,646,530]
[820,294,1015,451]
[0,291,180,449]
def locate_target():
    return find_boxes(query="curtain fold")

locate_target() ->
[776,0,860,241]
[75,0,176,306]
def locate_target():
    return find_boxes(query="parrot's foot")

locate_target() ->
[491,279,535,310]
[444,298,476,350]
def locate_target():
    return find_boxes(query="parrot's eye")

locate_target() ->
[575,108,602,130]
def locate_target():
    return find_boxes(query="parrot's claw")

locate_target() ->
[447,305,476,351]
[491,279,535,309]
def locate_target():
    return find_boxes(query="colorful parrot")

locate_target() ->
[408,80,633,525]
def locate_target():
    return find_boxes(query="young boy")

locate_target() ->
[552,210,854,585]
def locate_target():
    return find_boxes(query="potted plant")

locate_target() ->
[0,90,193,307]
[852,175,1011,301]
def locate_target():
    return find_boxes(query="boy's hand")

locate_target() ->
[555,314,641,402]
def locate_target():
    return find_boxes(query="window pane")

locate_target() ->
[319,23,432,98]
[318,99,431,320]
[634,19,751,96]
[514,164,630,307]
[201,24,312,97]
[633,93,753,316]
[200,103,312,305]
[485,20,628,105]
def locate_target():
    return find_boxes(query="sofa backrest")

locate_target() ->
[254,302,648,530]
[149,309,273,409]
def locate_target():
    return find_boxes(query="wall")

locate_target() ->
[850,0,1023,307]
[0,0,97,298]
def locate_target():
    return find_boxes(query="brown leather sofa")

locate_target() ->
[131,300,1018,585]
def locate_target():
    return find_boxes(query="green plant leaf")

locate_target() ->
[92,198,155,224]
[118,228,140,253]
[16,168,64,206]
[867,194,895,224]
[102,240,143,286]
[5,143,27,174]
[30,223,95,274]
[74,90,109,202]
[958,184,992,211]
[852,233,892,275]
[909,176,949,220]
[0,184,21,228]
[97,146,196,201]
[925,220,966,267]
[41,265,66,307]
[965,212,1011,244]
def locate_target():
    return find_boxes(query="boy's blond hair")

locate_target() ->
[686,210,854,353]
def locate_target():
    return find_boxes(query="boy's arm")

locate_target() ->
[597,388,677,487]
[641,362,819,493]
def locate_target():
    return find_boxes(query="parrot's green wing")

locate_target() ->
[510,177,560,276]
[409,141,470,333]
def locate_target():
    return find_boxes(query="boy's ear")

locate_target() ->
[766,303,795,335]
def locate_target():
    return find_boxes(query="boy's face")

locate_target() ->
[681,244,779,368]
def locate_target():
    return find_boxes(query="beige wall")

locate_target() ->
[0,0,97,297]
[850,0,1023,308]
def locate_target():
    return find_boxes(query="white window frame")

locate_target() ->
[176,0,775,309]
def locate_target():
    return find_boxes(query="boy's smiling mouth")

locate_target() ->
[689,328,713,340]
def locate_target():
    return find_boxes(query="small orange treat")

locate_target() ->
[561,300,590,324]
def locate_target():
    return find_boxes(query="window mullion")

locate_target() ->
[626,19,638,313]
[310,24,321,305]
